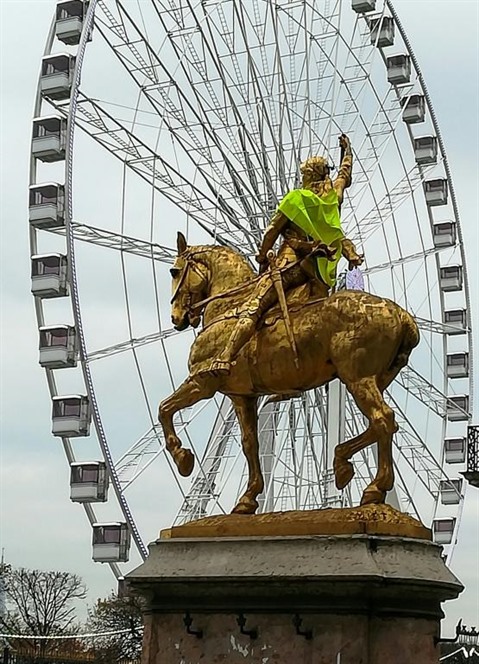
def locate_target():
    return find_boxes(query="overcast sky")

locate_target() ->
[0,0,478,632]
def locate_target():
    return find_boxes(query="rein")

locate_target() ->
[189,248,329,313]
[170,250,211,305]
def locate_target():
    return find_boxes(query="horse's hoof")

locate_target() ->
[360,487,386,506]
[334,457,354,490]
[231,498,258,515]
[175,448,195,477]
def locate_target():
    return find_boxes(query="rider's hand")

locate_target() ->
[255,253,268,274]
[348,253,364,270]
[339,133,350,150]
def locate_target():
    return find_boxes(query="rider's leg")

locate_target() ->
[209,264,308,376]
[209,311,260,374]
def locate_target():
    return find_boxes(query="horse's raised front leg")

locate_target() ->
[158,376,216,477]
[345,376,397,505]
[231,396,263,515]
[333,427,375,490]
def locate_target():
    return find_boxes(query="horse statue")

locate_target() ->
[158,233,420,515]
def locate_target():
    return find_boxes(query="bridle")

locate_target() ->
[170,251,208,311]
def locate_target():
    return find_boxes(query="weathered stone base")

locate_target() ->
[127,534,463,664]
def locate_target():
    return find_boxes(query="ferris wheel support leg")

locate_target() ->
[158,377,217,478]
[230,396,264,516]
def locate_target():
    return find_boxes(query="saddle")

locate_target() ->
[261,279,329,327]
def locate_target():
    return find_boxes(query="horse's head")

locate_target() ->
[170,232,208,331]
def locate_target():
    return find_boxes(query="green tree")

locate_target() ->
[86,593,143,662]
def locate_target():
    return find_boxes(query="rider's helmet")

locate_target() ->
[300,156,330,184]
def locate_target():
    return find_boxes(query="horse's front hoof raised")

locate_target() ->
[334,457,354,490]
[175,448,195,477]
[360,486,386,506]
[231,497,258,515]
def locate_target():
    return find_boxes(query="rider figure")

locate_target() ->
[207,133,363,376]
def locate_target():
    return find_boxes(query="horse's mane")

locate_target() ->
[186,244,253,274]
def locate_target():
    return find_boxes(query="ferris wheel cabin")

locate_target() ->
[55,0,88,45]
[32,116,66,163]
[39,325,77,369]
[443,309,468,335]
[444,438,467,464]
[31,254,68,298]
[446,395,469,422]
[446,353,469,379]
[413,136,438,165]
[70,462,109,502]
[386,54,411,85]
[439,479,463,506]
[92,523,130,563]
[351,0,376,12]
[29,183,64,229]
[425,179,448,208]
[40,54,75,101]
[432,518,456,545]
[401,94,426,124]
[440,265,463,292]
[369,17,395,48]
[51,395,91,437]
[433,222,456,248]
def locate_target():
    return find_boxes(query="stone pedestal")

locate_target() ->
[127,509,463,664]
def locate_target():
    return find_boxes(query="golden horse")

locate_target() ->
[158,233,420,514]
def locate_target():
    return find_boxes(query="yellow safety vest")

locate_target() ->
[278,188,344,287]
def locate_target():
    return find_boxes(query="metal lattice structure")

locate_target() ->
[30,0,473,572]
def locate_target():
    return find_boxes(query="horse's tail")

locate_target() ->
[389,309,420,374]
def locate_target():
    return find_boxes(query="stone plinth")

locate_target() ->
[127,529,463,664]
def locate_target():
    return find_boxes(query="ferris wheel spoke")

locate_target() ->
[94,4,264,247]
[86,328,180,363]
[415,316,470,336]
[73,94,248,244]
[395,365,470,419]
[115,424,164,490]
[346,162,434,243]
[390,456,422,520]
[387,394,450,498]
[202,1,285,212]
[364,246,445,275]
[49,221,176,262]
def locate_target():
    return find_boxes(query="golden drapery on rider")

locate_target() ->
[205,133,364,377]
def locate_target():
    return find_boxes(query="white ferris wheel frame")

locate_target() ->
[29,0,474,576]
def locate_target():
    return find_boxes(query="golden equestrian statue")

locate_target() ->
[158,134,420,515]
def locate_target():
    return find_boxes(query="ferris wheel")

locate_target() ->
[29,0,476,576]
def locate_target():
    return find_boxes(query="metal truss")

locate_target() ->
[49,220,176,262]
[415,317,470,336]
[115,425,165,490]
[396,366,470,419]
[87,327,179,362]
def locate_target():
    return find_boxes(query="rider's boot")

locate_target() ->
[205,316,257,376]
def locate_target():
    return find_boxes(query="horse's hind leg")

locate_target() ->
[158,376,216,477]
[230,396,263,515]
[345,376,397,505]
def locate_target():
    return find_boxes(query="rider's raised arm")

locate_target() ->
[256,210,289,266]
[333,134,353,204]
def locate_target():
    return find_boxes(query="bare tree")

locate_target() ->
[2,567,86,637]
